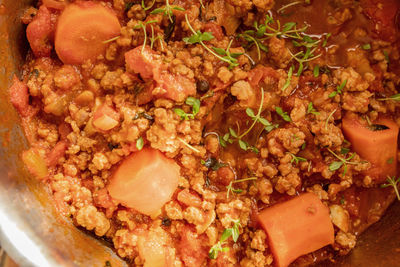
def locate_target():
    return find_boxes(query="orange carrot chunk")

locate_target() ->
[107,148,180,216]
[257,193,334,267]
[43,0,69,10]
[342,112,399,183]
[55,1,121,64]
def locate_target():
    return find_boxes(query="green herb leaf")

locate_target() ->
[387,157,394,164]
[186,97,201,116]
[313,65,320,77]
[361,43,371,50]
[307,102,319,115]
[136,137,144,150]
[340,147,350,154]
[238,140,248,151]
[381,176,400,201]
[246,108,256,118]
[275,107,292,122]
[329,161,343,171]
[282,66,294,91]
[229,128,238,138]
[212,47,227,56]
[220,228,233,242]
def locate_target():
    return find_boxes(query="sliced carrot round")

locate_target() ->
[342,112,399,182]
[107,148,180,216]
[55,1,121,64]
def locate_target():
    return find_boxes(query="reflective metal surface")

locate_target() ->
[0,1,399,267]
[0,1,125,266]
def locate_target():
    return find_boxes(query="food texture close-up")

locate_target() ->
[6,0,400,266]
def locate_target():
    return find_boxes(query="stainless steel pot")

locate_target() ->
[0,1,399,266]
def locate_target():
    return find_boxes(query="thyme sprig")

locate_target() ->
[226,177,257,198]
[220,88,278,152]
[327,148,358,175]
[150,0,185,22]
[287,152,307,165]
[209,219,241,259]
[184,14,240,68]
[378,93,400,102]
[134,20,158,53]
[329,79,347,98]
[174,97,201,120]
[381,176,400,201]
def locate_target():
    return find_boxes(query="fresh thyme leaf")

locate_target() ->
[275,107,292,122]
[381,176,400,201]
[288,152,307,164]
[307,102,319,115]
[220,228,233,242]
[212,47,226,56]
[246,108,256,118]
[282,66,294,91]
[136,137,144,150]
[229,128,238,138]
[313,65,320,77]
[186,97,201,116]
[231,220,241,242]
[226,178,257,198]
[150,7,165,14]
[174,108,189,120]
[322,33,331,47]
[383,50,390,63]
[301,142,306,150]
[340,147,350,154]
[378,93,400,101]
[361,43,371,50]
[329,161,343,171]
[329,79,347,98]
[209,219,242,259]
[150,0,185,22]
[238,140,248,151]
[327,148,358,175]
[183,31,214,44]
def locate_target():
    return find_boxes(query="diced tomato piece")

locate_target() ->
[248,65,279,88]
[125,46,160,79]
[361,0,400,42]
[156,72,196,102]
[9,76,31,117]
[92,104,120,131]
[26,6,53,57]
[125,46,196,102]
[203,22,224,41]
[177,189,202,208]
[178,226,208,267]
[46,140,68,167]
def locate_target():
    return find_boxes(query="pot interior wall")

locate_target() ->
[0,1,399,267]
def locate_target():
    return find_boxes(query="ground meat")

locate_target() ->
[75,205,110,236]
[15,1,400,266]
